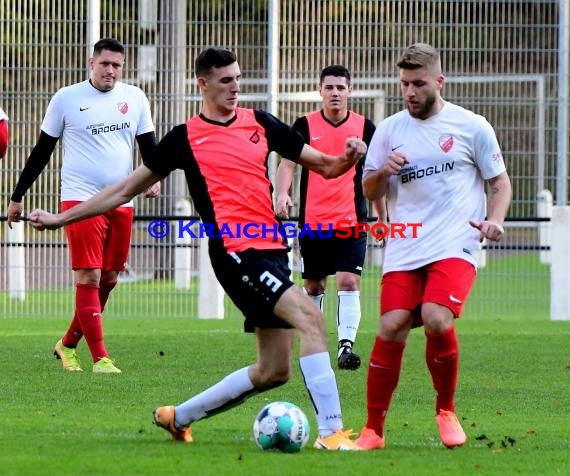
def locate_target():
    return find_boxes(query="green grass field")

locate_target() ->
[1,253,567,475]
[1,315,568,475]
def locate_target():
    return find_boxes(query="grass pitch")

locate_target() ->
[0,312,568,475]
[0,252,567,475]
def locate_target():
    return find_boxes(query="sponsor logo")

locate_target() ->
[195,136,209,145]
[311,136,323,141]
[400,162,455,184]
[391,144,404,151]
[434,356,454,363]
[369,362,390,369]
[79,106,91,111]
[449,294,462,304]
[87,122,130,135]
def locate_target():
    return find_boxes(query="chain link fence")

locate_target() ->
[1,0,564,319]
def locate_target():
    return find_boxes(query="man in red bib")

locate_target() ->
[276,65,385,370]
[29,48,368,450]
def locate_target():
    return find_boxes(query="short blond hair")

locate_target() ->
[396,43,442,73]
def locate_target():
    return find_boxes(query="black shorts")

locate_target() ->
[210,248,295,333]
[299,228,367,280]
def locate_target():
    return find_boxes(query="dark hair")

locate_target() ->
[93,38,125,56]
[396,43,441,72]
[320,65,351,85]
[194,48,237,77]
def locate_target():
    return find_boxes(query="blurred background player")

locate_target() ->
[355,43,512,450]
[28,47,366,450]
[0,106,8,158]
[6,38,159,373]
[276,65,385,370]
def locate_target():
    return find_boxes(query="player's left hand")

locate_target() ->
[275,194,293,219]
[469,219,504,242]
[28,209,62,231]
[375,218,388,248]
[345,137,368,163]
[144,181,161,198]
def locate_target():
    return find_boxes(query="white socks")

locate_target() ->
[308,292,324,312]
[174,367,255,427]
[299,352,343,437]
[337,290,360,344]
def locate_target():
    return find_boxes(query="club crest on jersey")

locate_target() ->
[117,102,129,115]
[249,129,260,144]
[439,134,454,153]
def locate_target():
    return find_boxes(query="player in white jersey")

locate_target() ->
[0,106,8,158]
[6,38,159,373]
[355,43,512,450]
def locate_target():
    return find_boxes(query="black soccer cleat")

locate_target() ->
[337,345,361,370]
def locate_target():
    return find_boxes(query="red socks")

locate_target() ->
[61,313,83,348]
[365,337,406,437]
[98,280,117,313]
[365,325,459,437]
[74,283,108,362]
[426,325,459,413]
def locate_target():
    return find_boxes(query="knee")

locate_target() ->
[99,279,118,291]
[75,269,101,286]
[304,278,326,296]
[379,311,412,342]
[100,270,119,286]
[337,276,359,291]
[422,303,454,333]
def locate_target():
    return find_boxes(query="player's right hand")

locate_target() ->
[384,151,410,176]
[6,200,24,229]
[28,209,62,231]
[275,194,293,219]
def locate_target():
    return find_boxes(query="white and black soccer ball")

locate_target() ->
[252,401,310,453]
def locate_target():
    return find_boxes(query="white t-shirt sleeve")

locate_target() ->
[363,121,390,175]
[472,117,506,180]
[0,107,8,121]
[135,89,155,136]
[41,89,66,138]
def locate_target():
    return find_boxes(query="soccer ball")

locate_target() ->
[253,401,310,453]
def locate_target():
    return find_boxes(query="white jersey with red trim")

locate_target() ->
[41,80,154,203]
[364,101,506,273]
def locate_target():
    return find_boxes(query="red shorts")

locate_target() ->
[61,201,134,271]
[380,258,476,322]
[0,120,8,158]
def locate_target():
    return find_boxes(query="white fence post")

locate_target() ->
[550,206,570,321]
[173,199,192,290]
[537,189,553,264]
[198,236,225,319]
[8,222,26,301]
